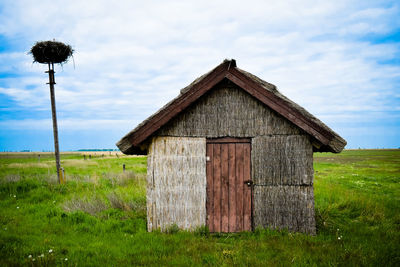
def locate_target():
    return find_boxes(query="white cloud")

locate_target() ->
[0,118,137,131]
[0,0,399,148]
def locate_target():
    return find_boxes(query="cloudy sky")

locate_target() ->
[0,0,399,151]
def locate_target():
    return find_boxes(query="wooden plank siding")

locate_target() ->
[251,135,316,234]
[206,139,251,232]
[147,136,206,231]
[228,143,236,231]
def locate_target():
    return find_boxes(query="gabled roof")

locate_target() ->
[117,59,346,154]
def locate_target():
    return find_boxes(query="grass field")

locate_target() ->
[0,150,399,266]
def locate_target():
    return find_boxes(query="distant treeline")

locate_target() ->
[77,149,119,152]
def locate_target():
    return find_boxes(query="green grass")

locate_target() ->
[0,150,399,266]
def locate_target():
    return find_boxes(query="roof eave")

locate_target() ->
[116,59,346,154]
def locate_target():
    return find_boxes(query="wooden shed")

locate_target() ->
[117,59,346,234]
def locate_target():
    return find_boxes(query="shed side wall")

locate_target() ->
[253,185,316,234]
[147,136,206,231]
[252,135,316,234]
[252,135,314,186]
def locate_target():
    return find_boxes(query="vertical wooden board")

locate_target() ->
[235,143,244,230]
[228,143,237,232]
[243,143,252,231]
[221,144,229,232]
[206,143,214,232]
[212,143,221,232]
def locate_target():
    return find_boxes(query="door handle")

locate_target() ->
[244,180,253,187]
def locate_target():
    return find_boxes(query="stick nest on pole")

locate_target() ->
[30,40,74,64]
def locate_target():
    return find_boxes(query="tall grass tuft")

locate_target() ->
[62,196,107,216]
[107,191,146,214]
[4,174,21,183]
[102,171,145,187]
[107,192,130,211]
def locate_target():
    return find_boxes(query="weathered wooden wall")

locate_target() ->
[147,136,206,231]
[253,185,315,234]
[252,135,316,234]
[252,135,314,186]
[151,81,316,234]
[157,81,302,137]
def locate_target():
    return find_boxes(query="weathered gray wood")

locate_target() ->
[253,185,316,235]
[47,63,62,183]
[146,137,206,231]
[251,135,314,186]
[157,82,301,138]
[251,135,315,234]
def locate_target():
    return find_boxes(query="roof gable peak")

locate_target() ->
[117,59,346,154]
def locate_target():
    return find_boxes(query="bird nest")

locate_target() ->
[30,41,74,64]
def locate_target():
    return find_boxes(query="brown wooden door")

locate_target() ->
[206,138,252,232]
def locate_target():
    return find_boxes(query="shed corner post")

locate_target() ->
[146,137,156,232]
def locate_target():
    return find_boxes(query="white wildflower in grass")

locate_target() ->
[32,258,36,262]
[13,195,16,198]
[49,249,53,253]
[65,258,68,261]
[338,236,341,240]
[39,254,44,257]
[28,255,32,258]
[16,206,19,209]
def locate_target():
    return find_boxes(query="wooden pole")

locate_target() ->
[46,62,62,184]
